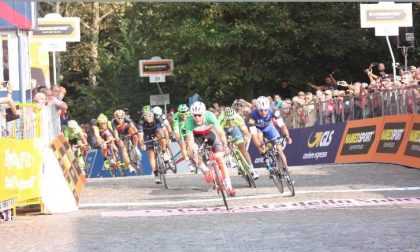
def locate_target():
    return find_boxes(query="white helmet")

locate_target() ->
[152,106,162,116]
[190,101,206,115]
[68,120,79,129]
[256,96,270,110]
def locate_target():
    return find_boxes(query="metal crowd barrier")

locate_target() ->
[280,86,420,129]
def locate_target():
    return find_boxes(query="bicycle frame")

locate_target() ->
[227,137,256,188]
[144,136,168,189]
[197,140,230,210]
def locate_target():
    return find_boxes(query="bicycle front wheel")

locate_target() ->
[157,153,168,189]
[128,147,139,176]
[167,148,178,174]
[270,153,284,193]
[211,162,229,210]
[279,162,295,196]
[234,151,256,188]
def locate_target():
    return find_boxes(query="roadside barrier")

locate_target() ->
[249,114,420,170]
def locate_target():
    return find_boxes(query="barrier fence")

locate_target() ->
[281,86,420,129]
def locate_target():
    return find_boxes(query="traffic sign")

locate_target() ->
[150,93,170,106]
[149,75,165,83]
[32,16,80,42]
[139,59,173,77]
[360,2,412,28]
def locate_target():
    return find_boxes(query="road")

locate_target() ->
[2,163,420,252]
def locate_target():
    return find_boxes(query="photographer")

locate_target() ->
[0,81,20,122]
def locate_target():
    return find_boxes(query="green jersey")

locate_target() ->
[171,112,190,137]
[185,110,221,136]
[64,126,83,142]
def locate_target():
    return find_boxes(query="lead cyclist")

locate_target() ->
[247,96,292,170]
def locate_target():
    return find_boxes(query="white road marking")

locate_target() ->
[80,186,420,208]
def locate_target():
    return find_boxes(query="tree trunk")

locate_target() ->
[89,2,100,87]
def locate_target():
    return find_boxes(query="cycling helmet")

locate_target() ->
[152,106,162,116]
[142,105,151,113]
[67,120,79,129]
[178,104,189,113]
[97,113,108,124]
[143,111,154,122]
[224,107,235,119]
[256,96,270,110]
[114,109,125,118]
[190,101,206,115]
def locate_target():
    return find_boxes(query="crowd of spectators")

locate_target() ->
[208,63,420,129]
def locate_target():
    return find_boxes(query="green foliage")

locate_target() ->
[40,2,420,122]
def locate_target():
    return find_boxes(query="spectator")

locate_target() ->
[0,81,20,122]
[51,85,68,136]
[272,94,283,110]
[278,80,293,99]
[307,74,337,91]
[33,92,47,106]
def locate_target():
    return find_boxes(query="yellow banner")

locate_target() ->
[0,138,42,203]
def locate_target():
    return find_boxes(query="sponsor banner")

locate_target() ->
[335,117,384,163]
[286,123,346,166]
[32,17,81,42]
[0,138,42,203]
[371,115,413,165]
[400,115,420,169]
[50,134,86,205]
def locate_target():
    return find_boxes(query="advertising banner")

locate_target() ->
[0,138,42,203]
[400,115,420,169]
[50,134,86,205]
[371,115,413,165]
[286,123,346,166]
[335,117,384,163]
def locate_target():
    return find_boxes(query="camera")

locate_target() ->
[370,62,379,67]
[337,81,349,87]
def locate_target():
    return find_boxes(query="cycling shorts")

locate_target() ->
[259,124,281,145]
[226,126,244,145]
[193,129,223,152]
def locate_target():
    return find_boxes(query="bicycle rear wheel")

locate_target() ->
[211,161,229,210]
[157,153,168,189]
[270,153,284,193]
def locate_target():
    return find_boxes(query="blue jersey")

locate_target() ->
[247,108,275,129]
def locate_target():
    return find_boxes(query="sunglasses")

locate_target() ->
[117,117,124,120]
[193,114,202,118]
[258,109,268,112]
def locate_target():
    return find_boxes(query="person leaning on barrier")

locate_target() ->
[0,81,20,122]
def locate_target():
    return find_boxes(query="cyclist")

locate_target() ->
[185,101,236,197]
[138,110,170,184]
[64,120,89,173]
[172,104,194,172]
[152,106,174,141]
[219,107,259,180]
[247,96,292,171]
[93,113,120,170]
[111,109,138,174]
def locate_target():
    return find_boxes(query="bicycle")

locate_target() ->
[103,139,124,177]
[226,136,256,188]
[261,137,295,196]
[196,139,230,210]
[143,136,171,189]
[71,143,89,176]
[121,133,144,175]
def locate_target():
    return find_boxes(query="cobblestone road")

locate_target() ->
[2,163,420,251]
